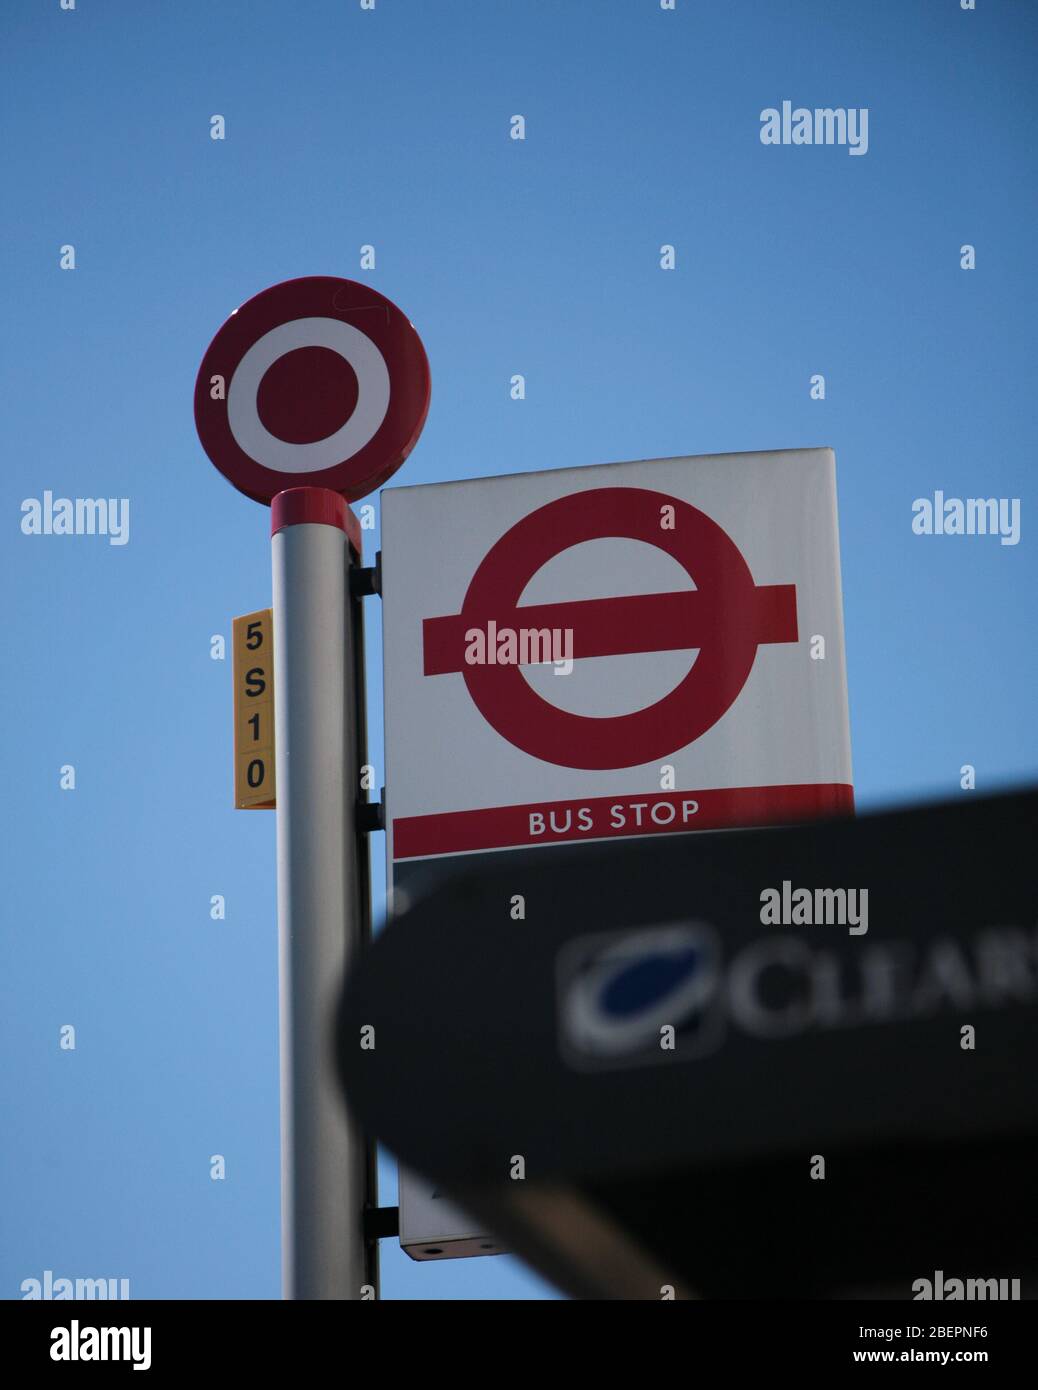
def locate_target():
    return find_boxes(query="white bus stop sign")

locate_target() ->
[381,447,853,1257]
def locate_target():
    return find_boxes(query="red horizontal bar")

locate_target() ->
[393,782,854,860]
[423,585,796,677]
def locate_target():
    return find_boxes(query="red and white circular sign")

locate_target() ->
[422,487,799,769]
[194,276,431,504]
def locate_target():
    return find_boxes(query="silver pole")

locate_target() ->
[272,487,374,1300]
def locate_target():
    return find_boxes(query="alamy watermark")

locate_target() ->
[913,1270,1020,1300]
[760,882,868,935]
[50,1321,151,1371]
[912,492,1020,546]
[20,492,130,546]
[464,621,573,674]
[21,1269,130,1299]
[760,101,869,156]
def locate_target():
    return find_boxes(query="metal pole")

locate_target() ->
[272,486,375,1300]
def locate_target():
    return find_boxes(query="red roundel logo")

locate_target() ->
[422,487,799,770]
[194,276,430,504]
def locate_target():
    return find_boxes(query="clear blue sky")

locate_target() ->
[1,0,1035,1300]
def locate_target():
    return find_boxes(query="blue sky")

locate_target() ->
[1,0,1035,1300]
